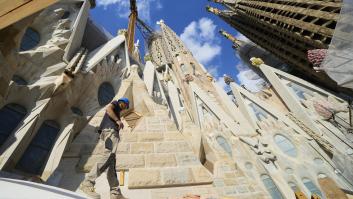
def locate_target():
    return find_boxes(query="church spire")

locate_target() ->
[158,19,189,55]
[206,5,222,16]
[206,5,234,18]
[219,29,245,49]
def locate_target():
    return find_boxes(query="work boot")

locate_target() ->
[110,189,127,199]
[79,180,101,199]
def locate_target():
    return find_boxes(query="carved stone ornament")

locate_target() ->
[206,73,214,82]
[184,74,194,83]
[240,136,277,164]
[206,6,221,15]
[223,74,235,85]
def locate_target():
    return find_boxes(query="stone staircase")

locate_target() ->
[117,104,213,189]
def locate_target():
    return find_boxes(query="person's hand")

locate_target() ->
[116,120,124,130]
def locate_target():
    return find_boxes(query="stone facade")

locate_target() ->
[0,1,353,199]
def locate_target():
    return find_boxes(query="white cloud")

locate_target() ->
[235,60,269,93]
[199,18,216,40]
[96,0,162,23]
[235,62,247,73]
[180,18,221,66]
[237,70,268,93]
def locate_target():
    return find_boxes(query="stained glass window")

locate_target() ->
[249,103,268,120]
[98,82,115,106]
[16,120,60,174]
[288,181,298,192]
[288,82,313,100]
[261,174,284,199]
[20,28,40,51]
[12,75,27,85]
[216,136,232,157]
[274,134,297,157]
[0,104,27,147]
[302,178,323,198]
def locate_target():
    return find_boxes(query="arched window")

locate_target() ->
[98,82,115,106]
[61,11,70,19]
[0,104,27,147]
[285,168,294,174]
[20,28,40,51]
[12,75,27,85]
[288,181,298,192]
[314,158,324,165]
[274,134,297,157]
[261,174,284,199]
[249,103,268,120]
[216,136,232,157]
[245,162,253,170]
[288,82,313,100]
[16,120,60,174]
[302,178,323,198]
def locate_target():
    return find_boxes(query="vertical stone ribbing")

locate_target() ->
[207,0,349,93]
[235,0,340,44]
[219,12,328,82]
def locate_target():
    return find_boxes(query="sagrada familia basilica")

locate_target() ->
[0,0,353,199]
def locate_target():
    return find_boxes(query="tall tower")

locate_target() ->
[149,20,240,123]
[206,0,348,94]
[219,29,292,72]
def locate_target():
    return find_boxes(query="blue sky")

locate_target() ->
[90,0,247,90]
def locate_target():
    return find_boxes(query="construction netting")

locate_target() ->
[321,0,353,89]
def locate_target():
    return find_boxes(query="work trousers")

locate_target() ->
[85,128,120,192]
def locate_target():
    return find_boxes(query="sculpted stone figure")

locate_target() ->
[240,136,277,164]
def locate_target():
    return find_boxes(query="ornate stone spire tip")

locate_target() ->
[118,29,127,36]
[206,5,221,15]
[156,19,164,25]
[223,74,235,85]
[219,29,242,48]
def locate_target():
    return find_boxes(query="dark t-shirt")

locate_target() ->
[98,100,121,132]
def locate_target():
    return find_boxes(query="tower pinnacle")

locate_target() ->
[219,29,245,49]
[223,74,235,85]
[206,5,221,15]
[156,19,164,25]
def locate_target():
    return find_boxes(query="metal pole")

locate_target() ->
[349,99,352,127]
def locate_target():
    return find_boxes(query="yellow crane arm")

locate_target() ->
[127,0,137,54]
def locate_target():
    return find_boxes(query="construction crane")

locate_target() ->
[136,17,155,43]
[127,0,138,54]
[127,0,157,59]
